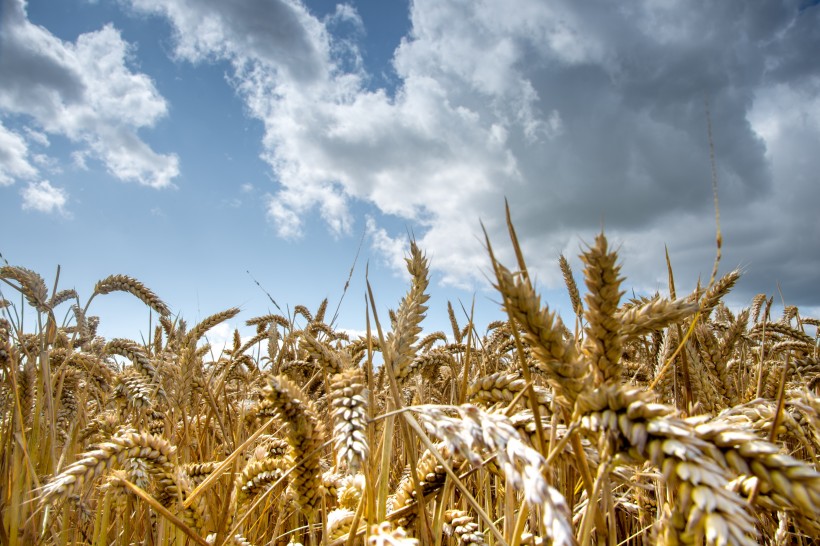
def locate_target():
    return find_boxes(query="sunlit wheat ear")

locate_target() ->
[336,472,365,511]
[113,368,154,410]
[303,331,345,375]
[575,385,758,546]
[694,418,820,531]
[492,259,586,410]
[0,265,50,312]
[105,338,166,400]
[444,510,487,546]
[698,269,741,318]
[385,241,430,384]
[468,371,553,416]
[262,374,326,520]
[413,405,574,546]
[48,288,78,309]
[93,274,170,316]
[616,296,698,341]
[327,508,356,541]
[559,254,584,320]
[330,367,369,473]
[39,431,176,506]
[368,522,419,546]
[389,443,455,525]
[185,307,240,345]
[232,456,288,509]
[580,233,625,384]
[55,367,80,445]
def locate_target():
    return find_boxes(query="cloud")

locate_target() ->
[20,180,68,215]
[127,0,330,82]
[0,0,179,188]
[0,121,38,185]
[131,0,820,307]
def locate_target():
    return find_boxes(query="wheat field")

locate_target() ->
[1,211,819,545]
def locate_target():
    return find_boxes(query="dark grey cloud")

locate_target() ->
[127,0,820,309]
[127,0,329,83]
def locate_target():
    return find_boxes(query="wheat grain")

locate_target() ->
[384,241,430,384]
[262,374,326,519]
[492,259,586,410]
[0,265,50,312]
[559,254,583,320]
[581,233,625,384]
[330,367,369,473]
[94,274,170,316]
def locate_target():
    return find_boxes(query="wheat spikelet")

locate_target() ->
[413,405,574,546]
[492,260,586,409]
[468,371,552,416]
[444,509,487,546]
[246,313,290,330]
[447,301,463,344]
[105,338,166,400]
[581,233,625,384]
[93,274,170,316]
[751,322,815,347]
[699,270,741,318]
[559,254,583,320]
[330,367,369,472]
[389,443,454,523]
[684,341,722,414]
[336,473,365,511]
[0,265,50,312]
[617,297,698,341]
[262,374,325,519]
[302,331,345,375]
[368,522,419,546]
[233,456,288,507]
[185,307,240,345]
[418,331,447,353]
[180,461,220,486]
[48,288,78,309]
[328,508,356,541]
[114,368,154,410]
[40,431,176,505]
[56,367,80,445]
[694,418,820,526]
[385,241,430,384]
[575,385,758,546]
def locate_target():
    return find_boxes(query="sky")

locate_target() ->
[1,0,819,349]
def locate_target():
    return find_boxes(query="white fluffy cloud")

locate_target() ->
[128,0,820,306]
[20,180,68,215]
[0,0,178,188]
[0,122,38,186]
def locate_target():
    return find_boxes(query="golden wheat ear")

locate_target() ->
[580,232,625,385]
[384,240,430,385]
[262,374,326,520]
[93,273,170,316]
[0,265,50,312]
[330,367,369,473]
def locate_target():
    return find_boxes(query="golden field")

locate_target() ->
[1,213,819,546]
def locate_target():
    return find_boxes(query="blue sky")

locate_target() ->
[2,0,819,347]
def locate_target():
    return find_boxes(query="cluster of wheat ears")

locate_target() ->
[1,209,819,546]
